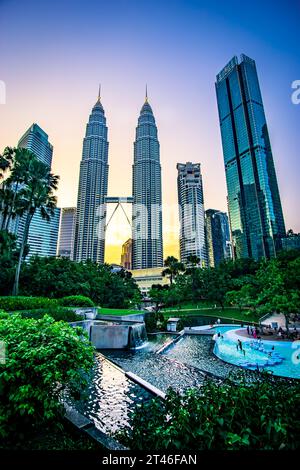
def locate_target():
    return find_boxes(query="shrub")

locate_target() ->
[0,311,9,320]
[0,314,94,438]
[58,295,95,307]
[118,372,300,450]
[0,296,58,312]
[20,307,79,322]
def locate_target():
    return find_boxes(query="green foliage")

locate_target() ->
[58,295,95,307]
[144,311,158,333]
[0,310,9,320]
[119,373,300,450]
[20,307,79,322]
[162,256,185,285]
[0,296,58,311]
[17,257,140,308]
[0,314,94,438]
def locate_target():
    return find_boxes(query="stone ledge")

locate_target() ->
[64,404,128,450]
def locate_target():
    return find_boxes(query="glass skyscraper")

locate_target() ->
[73,92,109,263]
[177,162,207,266]
[215,54,285,260]
[132,93,163,269]
[57,207,76,259]
[205,209,232,267]
[12,123,60,259]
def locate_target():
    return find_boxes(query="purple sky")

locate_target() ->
[0,0,299,262]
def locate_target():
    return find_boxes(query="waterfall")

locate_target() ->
[129,323,148,348]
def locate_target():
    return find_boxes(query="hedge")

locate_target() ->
[20,307,79,323]
[0,296,58,312]
[57,295,95,307]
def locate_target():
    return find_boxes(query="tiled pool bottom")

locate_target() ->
[214,329,300,379]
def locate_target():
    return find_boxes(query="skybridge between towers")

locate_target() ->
[104,196,133,230]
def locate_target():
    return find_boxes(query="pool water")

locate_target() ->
[214,329,300,379]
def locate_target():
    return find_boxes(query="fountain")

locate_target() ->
[128,323,148,348]
[69,319,147,349]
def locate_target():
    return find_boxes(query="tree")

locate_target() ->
[162,256,185,285]
[0,314,94,438]
[18,256,140,308]
[11,152,59,295]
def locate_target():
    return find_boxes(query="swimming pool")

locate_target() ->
[214,328,300,379]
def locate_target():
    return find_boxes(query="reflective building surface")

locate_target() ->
[12,123,60,259]
[177,162,207,266]
[132,92,163,269]
[215,54,285,260]
[73,91,109,263]
[57,207,76,259]
[205,209,232,267]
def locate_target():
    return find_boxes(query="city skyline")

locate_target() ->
[0,0,299,263]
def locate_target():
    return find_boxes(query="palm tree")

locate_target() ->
[12,156,59,295]
[162,256,185,285]
[0,148,34,230]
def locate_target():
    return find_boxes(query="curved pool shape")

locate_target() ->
[214,328,300,379]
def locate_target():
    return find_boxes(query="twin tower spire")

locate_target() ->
[73,87,163,268]
[96,84,148,103]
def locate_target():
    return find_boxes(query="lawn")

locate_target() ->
[162,307,260,323]
[98,307,142,316]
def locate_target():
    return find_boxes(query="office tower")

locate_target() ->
[132,91,163,269]
[24,207,61,258]
[215,54,286,260]
[73,90,109,263]
[120,238,132,270]
[57,207,76,259]
[177,162,207,266]
[19,123,53,166]
[12,123,60,258]
[206,209,232,267]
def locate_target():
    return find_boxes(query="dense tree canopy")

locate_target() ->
[17,256,140,308]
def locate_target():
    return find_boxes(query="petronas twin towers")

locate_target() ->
[73,89,163,268]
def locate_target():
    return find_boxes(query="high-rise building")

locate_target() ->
[215,54,285,260]
[23,207,61,258]
[73,90,109,263]
[132,91,163,269]
[19,123,53,166]
[177,162,207,266]
[205,209,232,267]
[11,123,60,259]
[121,238,132,270]
[57,207,76,259]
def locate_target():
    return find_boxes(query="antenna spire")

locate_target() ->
[98,84,101,101]
[145,84,148,102]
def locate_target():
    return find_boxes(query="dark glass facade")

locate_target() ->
[215,54,286,260]
[205,209,232,267]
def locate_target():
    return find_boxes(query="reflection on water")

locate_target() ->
[76,332,240,433]
[76,354,152,433]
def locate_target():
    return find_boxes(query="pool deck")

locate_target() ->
[237,328,300,342]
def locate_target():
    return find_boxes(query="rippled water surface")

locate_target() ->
[76,332,240,433]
